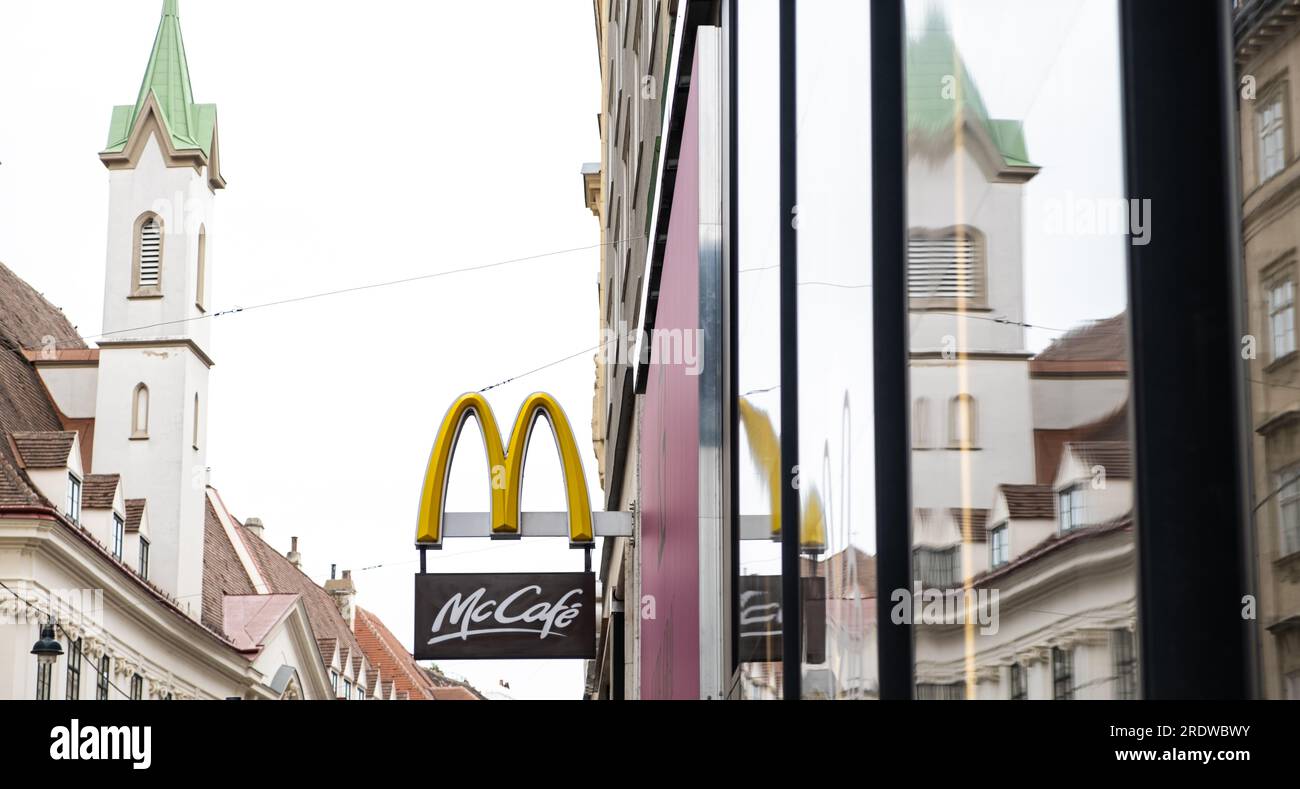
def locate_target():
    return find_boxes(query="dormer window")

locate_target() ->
[132,213,164,296]
[66,474,82,524]
[343,678,352,700]
[112,513,125,561]
[990,523,1009,568]
[1059,485,1085,533]
[139,538,150,580]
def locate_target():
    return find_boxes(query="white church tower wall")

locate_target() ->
[89,0,224,615]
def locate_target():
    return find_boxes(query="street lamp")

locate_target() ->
[30,621,63,666]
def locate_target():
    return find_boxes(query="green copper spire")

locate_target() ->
[104,0,218,159]
[906,8,1034,169]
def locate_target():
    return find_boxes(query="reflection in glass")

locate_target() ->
[795,0,877,700]
[735,0,786,699]
[906,0,1136,700]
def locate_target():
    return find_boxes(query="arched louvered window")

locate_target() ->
[132,384,150,439]
[908,226,985,305]
[134,214,164,294]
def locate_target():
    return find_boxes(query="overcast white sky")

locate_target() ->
[0,0,603,699]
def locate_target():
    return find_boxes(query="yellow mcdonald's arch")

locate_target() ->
[416,392,593,547]
[738,397,826,551]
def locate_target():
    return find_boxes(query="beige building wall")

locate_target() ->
[1238,3,1300,701]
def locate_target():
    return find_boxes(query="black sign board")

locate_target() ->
[738,575,827,664]
[414,571,596,660]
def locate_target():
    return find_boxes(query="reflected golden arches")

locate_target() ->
[415,392,593,547]
[737,396,826,551]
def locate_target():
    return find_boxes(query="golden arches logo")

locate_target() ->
[416,392,593,548]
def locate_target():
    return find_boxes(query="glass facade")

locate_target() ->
[596,0,1261,701]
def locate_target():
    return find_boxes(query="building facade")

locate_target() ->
[581,0,1173,701]
[0,1,465,702]
[1236,0,1300,701]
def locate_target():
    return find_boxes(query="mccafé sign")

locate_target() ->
[414,572,595,660]
[414,392,616,659]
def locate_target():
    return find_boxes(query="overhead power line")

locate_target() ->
[14,237,639,355]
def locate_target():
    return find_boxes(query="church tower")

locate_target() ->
[92,0,225,614]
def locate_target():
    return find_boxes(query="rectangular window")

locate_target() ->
[1112,629,1138,700]
[1009,663,1027,700]
[66,474,81,524]
[1258,89,1286,182]
[912,546,959,589]
[140,538,150,580]
[990,524,1009,568]
[112,514,125,561]
[66,639,81,700]
[1052,647,1074,700]
[1268,277,1295,360]
[131,674,143,701]
[36,661,52,700]
[96,655,110,700]
[1059,486,1085,533]
[916,682,964,700]
[1276,467,1300,557]
[343,678,352,700]
[331,671,339,694]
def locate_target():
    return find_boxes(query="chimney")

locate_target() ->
[324,569,357,630]
[287,536,302,569]
[244,517,264,539]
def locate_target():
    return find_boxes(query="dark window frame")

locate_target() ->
[96,654,110,700]
[66,638,81,700]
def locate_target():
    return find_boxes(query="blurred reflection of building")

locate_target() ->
[914,317,1136,699]
[1234,0,1300,701]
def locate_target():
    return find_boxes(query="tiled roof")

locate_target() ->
[201,497,256,634]
[430,686,482,701]
[0,261,83,506]
[0,262,86,353]
[0,454,43,507]
[1067,441,1133,479]
[82,474,120,509]
[801,544,876,600]
[124,499,146,531]
[355,606,440,700]
[9,431,76,469]
[1000,484,1055,519]
[222,594,301,652]
[237,526,369,675]
[317,637,337,666]
[975,515,1132,588]
[950,508,990,542]
[1034,313,1127,362]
